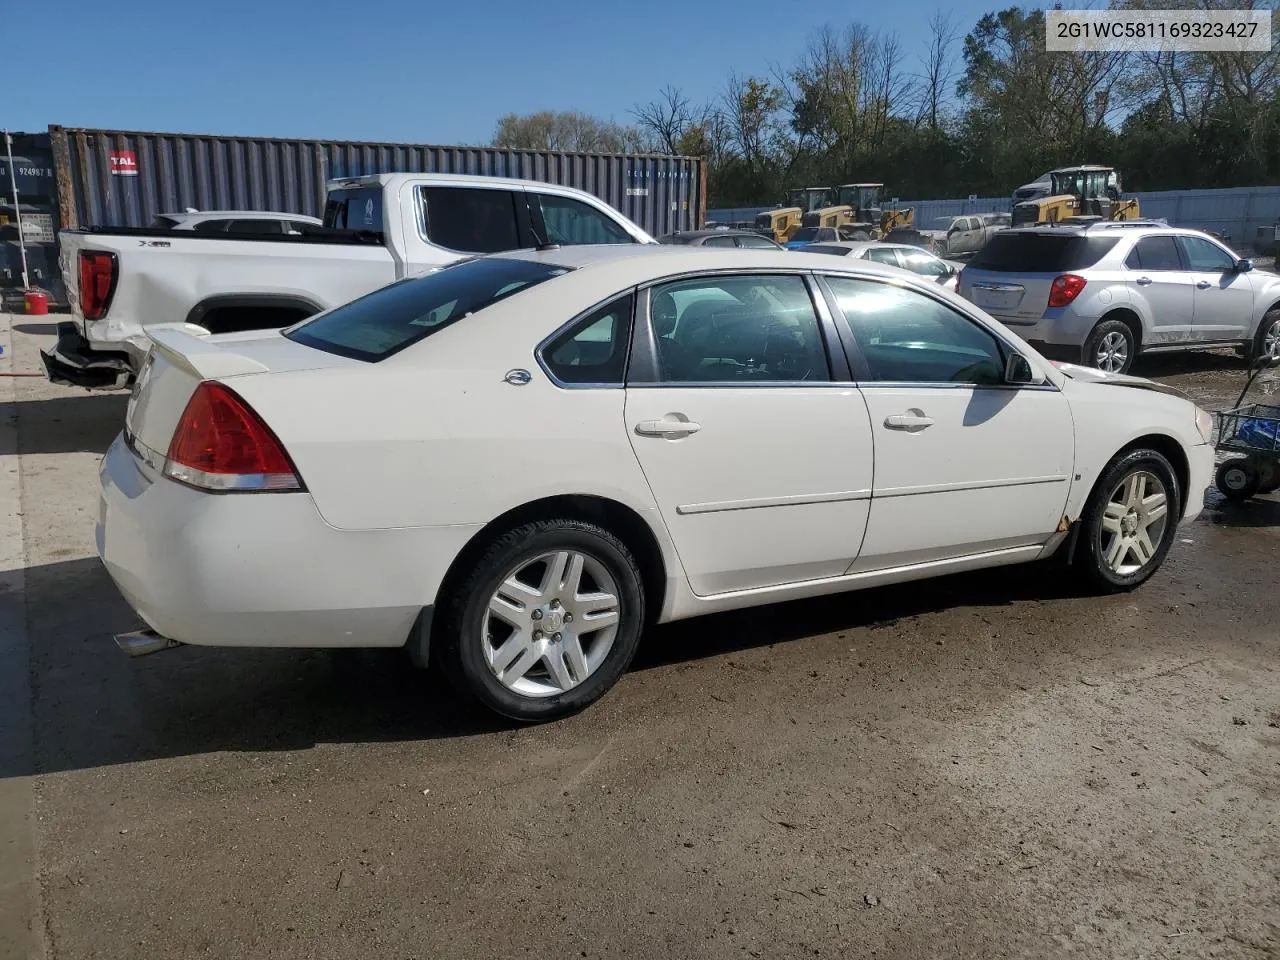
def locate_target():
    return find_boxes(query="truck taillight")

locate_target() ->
[164,382,302,493]
[1047,274,1087,308]
[78,251,118,321]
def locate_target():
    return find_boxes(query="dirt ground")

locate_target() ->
[1,314,1277,960]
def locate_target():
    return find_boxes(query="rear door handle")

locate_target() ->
[1135,277,1153,285]
[884,412,935,431]
[1196,280,1211,289]
[635,418,701,437]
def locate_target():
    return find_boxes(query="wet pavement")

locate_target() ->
[2,316,1277,959]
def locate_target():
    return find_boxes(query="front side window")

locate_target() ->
[864,247,901,266]
[1178,236,1235,272]
[825,276,1005,385]
[421,187,521,253]
[1126,236,1182,271]
[536,193,632,246]
[897,250,949,279]
[285,258,569,362]
[541,295,634,385]
[646,274,829,383]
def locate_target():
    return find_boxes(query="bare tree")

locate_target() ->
[915,12,960,129]
[632,86,697,155]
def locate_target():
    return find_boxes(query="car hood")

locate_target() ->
[1051,362,1191,401]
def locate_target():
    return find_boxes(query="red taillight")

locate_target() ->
[164,382,302,492]
[78,251,118,321]
[1047,274,1087,308]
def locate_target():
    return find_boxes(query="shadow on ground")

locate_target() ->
[9,392,127,456]
[12,552,1103,780]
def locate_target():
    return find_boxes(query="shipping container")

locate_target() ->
[48,125,706,238]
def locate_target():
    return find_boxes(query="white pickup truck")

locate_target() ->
[43,173,655,388]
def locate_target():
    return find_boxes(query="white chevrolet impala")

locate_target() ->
[99,245,1215,721]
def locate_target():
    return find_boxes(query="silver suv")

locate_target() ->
[958,222,1280,373]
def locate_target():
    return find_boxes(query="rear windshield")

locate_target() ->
[805,244,851,256]
[284,257,569,361]
[323,187,384,232]
[791,228,819,242]
[968,233,1119,272]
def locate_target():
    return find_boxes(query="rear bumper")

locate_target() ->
[40,322,135,390]
[97,432,481,649]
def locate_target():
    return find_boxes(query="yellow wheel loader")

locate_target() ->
[1010,165,1141,226]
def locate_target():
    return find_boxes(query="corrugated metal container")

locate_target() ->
[49,125,705,237]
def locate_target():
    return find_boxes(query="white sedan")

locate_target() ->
[805,240,962,291]
[100,245,1215,721]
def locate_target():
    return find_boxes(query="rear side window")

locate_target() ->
[735,234,778,249]
[226,219,283,235]
[703,235,737,248]
[422,187,521,253]
[968,233,1119,272]
[541,294,634,385]
[192,219,230,234]
[149,216,180,229]
[323,188,384,232]
[864,247,901,266]
[285,258,569,361]
[1126,236,1182,271]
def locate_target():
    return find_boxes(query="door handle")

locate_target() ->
[1196,280,1211,289]
[884,412,935,431]
[1135,277,1153,285]
[635,417,701,437]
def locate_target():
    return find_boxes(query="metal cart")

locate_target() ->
[1215,355,1280,502]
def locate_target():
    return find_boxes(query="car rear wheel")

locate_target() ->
[439,519,645,722]
[1075,448,1181,591]
[1084,319,1136,374]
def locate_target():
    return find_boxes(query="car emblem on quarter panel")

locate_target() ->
[504,369,532,386]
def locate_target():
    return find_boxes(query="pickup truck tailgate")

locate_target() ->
[125,328,361,462]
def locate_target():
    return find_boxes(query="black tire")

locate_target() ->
[1215,457,1259,502]
[436,519,645,723]
[1257,460,1278,494]
[1248,307,1280,362]
[1082,318,1137,374]
[1074,447,1181,592]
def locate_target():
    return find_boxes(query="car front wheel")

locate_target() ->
[439,519,645,722]
[1075,448,1181,591]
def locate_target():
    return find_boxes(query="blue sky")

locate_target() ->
[10,0,994,145]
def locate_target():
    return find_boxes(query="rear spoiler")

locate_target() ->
[148,326,269,380]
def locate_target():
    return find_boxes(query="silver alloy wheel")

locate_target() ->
[1099,470,1169,576]
[1264,318,1280,358]
[482,550,622,698]
[1095,331,1130,372]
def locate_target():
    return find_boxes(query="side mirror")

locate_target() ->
[1236,258,1254,273]
[1005,351,1041,385]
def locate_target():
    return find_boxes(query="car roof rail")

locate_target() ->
[1086,219,1168,229]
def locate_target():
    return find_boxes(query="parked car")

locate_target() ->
[806,241,961,290]
[659,229,781,250]
[42,173,655,389]
[922,213,1012,259]
[959,222,1280,373]
[101,245,1213,722]
[148,211,323,234]
[785,226,842,249]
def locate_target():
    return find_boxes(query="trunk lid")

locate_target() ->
[124,327,360,463]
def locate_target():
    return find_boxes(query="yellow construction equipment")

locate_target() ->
[798,183,915,239]
[754,207,805,245]
[1011,165,1141,226]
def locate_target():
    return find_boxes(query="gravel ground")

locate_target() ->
[1,314,1277,960]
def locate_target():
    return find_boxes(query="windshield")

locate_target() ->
[323,187,384,231]
[285,257,569,361]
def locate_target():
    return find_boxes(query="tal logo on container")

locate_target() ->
[109,151,139,176]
